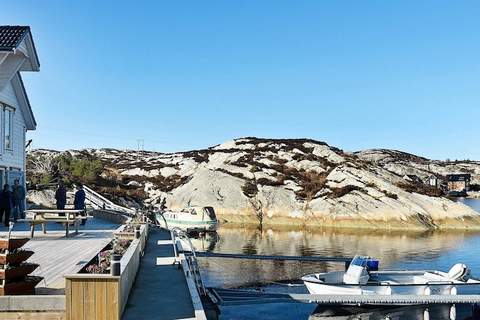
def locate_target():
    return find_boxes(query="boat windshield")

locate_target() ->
[350,255,368,267]
[204,207,216,220]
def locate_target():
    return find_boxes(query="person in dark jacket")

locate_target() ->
[74,184,87,225]
[55,181,67,216]
[12,179,25,221]
[0,184,12,226]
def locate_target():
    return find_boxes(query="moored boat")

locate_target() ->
[156,206,218,232]
[302,255,480,299]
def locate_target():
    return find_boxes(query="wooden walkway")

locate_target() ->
[122,228,196,320]
[0,218,119,292]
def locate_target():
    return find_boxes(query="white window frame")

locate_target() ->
[4,105,13,151]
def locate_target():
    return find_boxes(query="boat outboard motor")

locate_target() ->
[447,263,471,281]
[343,256,370,285]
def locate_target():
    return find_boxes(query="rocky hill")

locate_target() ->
[27,138,480,230]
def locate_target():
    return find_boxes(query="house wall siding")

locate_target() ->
[0,80,27,171]
[448,181,468,192]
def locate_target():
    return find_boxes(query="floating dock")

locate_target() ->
[122,228,207,320]
[209,287,480,306]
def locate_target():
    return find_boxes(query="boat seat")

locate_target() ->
[414,272,452,284]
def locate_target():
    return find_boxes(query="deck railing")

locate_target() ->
[171,227,207,295]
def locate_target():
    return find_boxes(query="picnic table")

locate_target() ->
[23,209,86,238]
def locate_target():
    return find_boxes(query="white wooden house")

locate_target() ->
[0,26,39,188]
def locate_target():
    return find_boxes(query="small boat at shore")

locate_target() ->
[156,206,218,232]
[302,255,480,299]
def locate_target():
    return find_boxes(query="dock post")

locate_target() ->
[135,225,141,239]
[111,254,121,276]
[171,230,178,257]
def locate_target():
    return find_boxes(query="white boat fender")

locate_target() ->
[424,308,430,320]
[450,286,457,295]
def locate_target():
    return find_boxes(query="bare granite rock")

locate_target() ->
[26,138,480,230]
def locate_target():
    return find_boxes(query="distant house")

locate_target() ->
[403,174,423,184]
[425,175,437,187]
[425,174,444,188]
[0,26,39,187]
[446,174,471,193]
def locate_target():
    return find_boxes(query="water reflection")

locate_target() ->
[197,225,480,288]
[310,304,477,320]
[188,231,219,252]
[190,199,480,319]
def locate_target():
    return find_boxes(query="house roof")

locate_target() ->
[0,26,40,69]
[0,26,29,51]
[446,174,471,182]
[0,26,39,130]
[406,174,421,180]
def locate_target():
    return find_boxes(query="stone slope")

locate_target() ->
[27,138,480,230]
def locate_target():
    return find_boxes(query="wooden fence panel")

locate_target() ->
[65,277,119,320]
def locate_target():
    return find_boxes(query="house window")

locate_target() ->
[4,107,13,150]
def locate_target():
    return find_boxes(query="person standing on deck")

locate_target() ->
[74,184,86,225]
[55,181,67,216]
[0,184,13,226]
[12,179,25,221]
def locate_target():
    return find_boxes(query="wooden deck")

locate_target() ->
[0,218,120,292]
[122,228,196,320]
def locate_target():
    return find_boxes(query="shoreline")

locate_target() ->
[217,213,480,232]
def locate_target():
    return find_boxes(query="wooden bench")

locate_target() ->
[24,210,85,238]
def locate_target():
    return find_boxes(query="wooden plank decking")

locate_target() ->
[122,228,196,320]
[0,218,120,292]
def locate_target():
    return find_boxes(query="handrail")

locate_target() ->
[83,185,135,215]
[156,212,168,229]
[171,227,206,296]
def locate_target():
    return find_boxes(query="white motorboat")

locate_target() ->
[302,255,480,297]
[156,206,218,232]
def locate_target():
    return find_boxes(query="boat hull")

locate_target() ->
[303,280,480,303]
[156,213,218,232]
[162,219,218,231]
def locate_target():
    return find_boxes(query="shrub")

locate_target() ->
[256,177,284,187]
[470,184,480,192]
[242,181,258,198]
[295,171,329,200]
[70,159,103,183]
[383,190,399,200]
[214,168,246,180]
[329,185,363,198]
[396,182,443,197]
[147,174,191,193]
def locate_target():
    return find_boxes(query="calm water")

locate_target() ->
[196,199,480,320]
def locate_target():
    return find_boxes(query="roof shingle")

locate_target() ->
[0,26,29,51]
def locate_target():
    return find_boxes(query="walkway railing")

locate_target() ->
[171,227,207,296]
[83,185,136,215]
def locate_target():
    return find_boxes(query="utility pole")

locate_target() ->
[136,139,144,160]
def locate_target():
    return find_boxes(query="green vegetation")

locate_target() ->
[27,153,103,186]
[56,154,103,184]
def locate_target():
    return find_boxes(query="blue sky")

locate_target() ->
[1,1,479,159]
